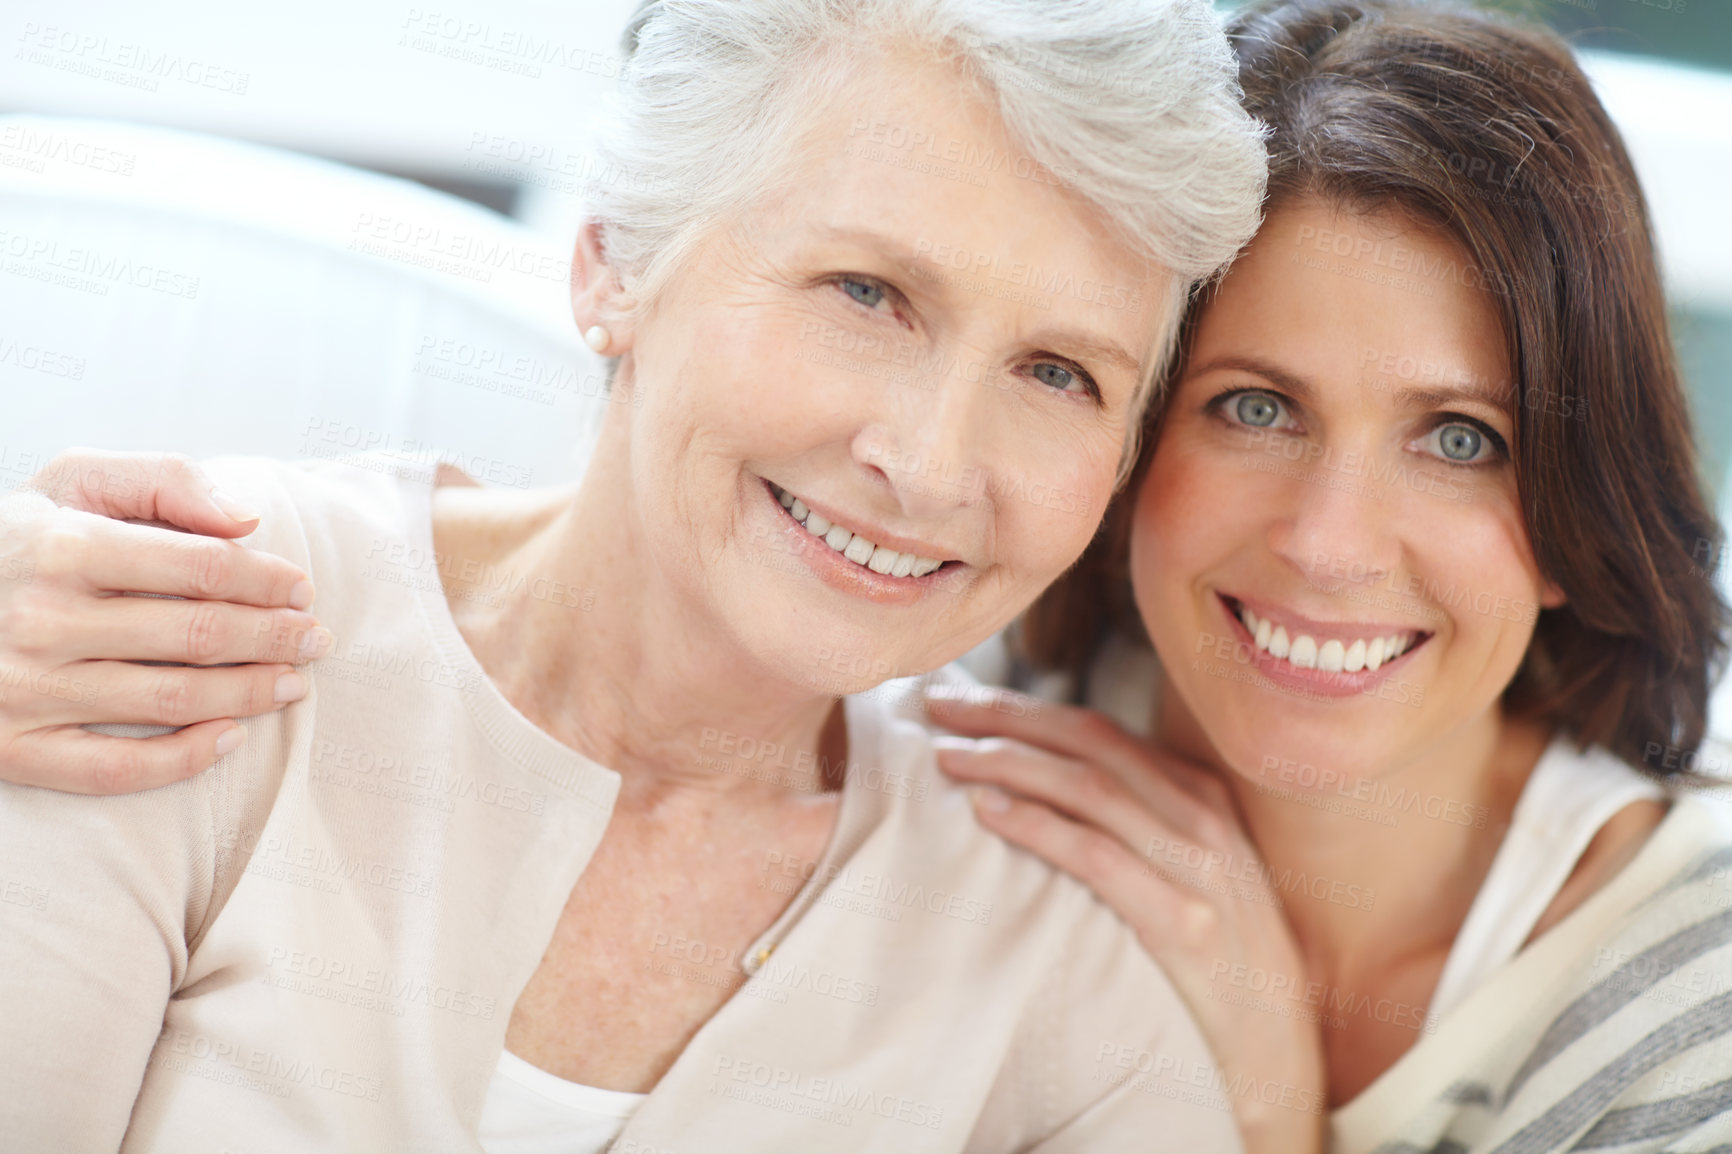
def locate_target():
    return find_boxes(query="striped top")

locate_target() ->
[1334,780,1732,1153]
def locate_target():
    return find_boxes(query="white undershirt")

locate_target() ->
[477,1050,647,1154]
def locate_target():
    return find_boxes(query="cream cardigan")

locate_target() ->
[0,457,1242,1154]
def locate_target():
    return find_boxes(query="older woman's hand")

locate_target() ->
[926,686,1327,1154]
[0,450,329,793]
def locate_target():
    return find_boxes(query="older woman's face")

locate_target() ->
[607,59,1169,694]
[1130,200,1565,787]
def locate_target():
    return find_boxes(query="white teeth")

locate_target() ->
[843,535,876,565]
[771,483,944,578]
[1231,598,1421,676]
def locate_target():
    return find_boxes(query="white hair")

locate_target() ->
[587,0,1268,457]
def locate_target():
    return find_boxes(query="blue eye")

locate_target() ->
[840,277,887,309]
[1234,392,1281,427]
[1416,421,1499,464]
[1438,424,1481,461]
[1032,362,1077,392]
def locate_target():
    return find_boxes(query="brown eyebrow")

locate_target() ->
[1190,353,1510,412]
[1186,355,1316,400]
[1390,380,1511,411]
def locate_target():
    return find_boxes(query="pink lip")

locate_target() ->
[760,480,960,606]
[1212,593,1428,701]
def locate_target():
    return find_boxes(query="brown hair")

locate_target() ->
[1019,0,1728,773]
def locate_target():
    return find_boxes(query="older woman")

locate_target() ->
[0,0,1280,1152]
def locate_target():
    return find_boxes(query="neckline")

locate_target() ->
[1424,736,1668,1023]
[494,1049,648,1113]
[396,471,620,808]
[397,468,877,958]
[1329,784,1711,1149]
[737,692,883,976]
[607,693,904,1146]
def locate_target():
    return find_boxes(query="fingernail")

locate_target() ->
[971,786,1012,814]
[214,725,247,757]
[297,626,333,660]
[210,488,260,523]
[288,579,316,611]
[274,671,308,702]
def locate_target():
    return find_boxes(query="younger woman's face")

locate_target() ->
[1130,199,1563,786]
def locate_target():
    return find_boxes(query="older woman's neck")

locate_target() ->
[430,475,845,801]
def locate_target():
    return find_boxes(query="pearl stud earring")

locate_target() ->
[583,325,612,354]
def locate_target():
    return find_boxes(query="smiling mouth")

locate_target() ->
[767,481,949,579]
[1220,594,1431,675]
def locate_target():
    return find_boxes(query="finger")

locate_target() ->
[43,661,308,728]
[66,598,332,665]
[1,718,247,795]
[932,702,1215,840]
[67,514,314,610]
[30,450,262,538]
[969,788,1203,944]
[941,739,1190,865]
[926,687,1221,805]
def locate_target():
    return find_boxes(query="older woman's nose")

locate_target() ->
[852,375,990,516]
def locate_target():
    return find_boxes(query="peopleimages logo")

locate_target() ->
[710,1056,945,1130]
[1257,756,1488,829]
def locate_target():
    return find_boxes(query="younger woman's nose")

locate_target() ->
[1266,456,1402,589]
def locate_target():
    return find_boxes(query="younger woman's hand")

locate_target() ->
[925,686,1327,1154]
[0,450,330,794]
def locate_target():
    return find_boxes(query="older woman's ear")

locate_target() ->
[569,218,634,357]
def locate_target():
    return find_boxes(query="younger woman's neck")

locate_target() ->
[1154,695,1544,978]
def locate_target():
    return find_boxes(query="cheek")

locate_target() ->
[638,310,832,484]
[1409,493,1546,654]
[1000,428,1121,587]
[1130,440,1242,605]
[673,309,806,431]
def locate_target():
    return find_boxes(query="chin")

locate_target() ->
[1170,658,1420,791]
